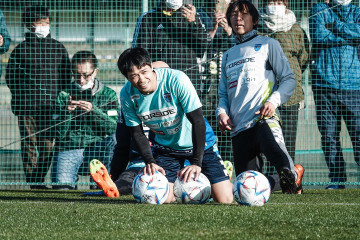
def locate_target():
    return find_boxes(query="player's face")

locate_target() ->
[127,64,157,95]
[230,6,256,36]
[73,62,98,86]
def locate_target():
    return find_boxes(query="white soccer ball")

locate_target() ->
[233,170,271,207]
[132,171,170,204]
[174,173,211,204]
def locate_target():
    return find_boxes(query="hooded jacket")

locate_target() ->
[6,32,71,115]
[309,3,360,90]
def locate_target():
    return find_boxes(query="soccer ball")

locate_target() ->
[132,171,170,204]
[233,170,271,207]
[174,173,211,204]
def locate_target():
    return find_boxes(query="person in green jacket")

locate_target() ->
[258,0,309,161]
[51,51,119,190]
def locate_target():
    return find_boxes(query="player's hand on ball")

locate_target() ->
[255,101,275,119]
[218,113,234,135]
[177,165,201,183]
[143,163,166,176]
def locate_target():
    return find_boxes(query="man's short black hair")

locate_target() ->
[72,51,98,70]
[117,47,152,77]
[226,0,259,30]
[22,5,51,25]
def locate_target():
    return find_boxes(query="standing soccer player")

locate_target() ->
[216,0,304,194]
[118,47,233,203]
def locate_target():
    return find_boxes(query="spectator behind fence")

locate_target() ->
[309,0,360,189]
[0,9,11,78]
[201,1,236,163]
[5,6,71,189]
[258,0,309,161]
[118,47,233,203]
[216,0,304,194]
[131,0,209,93]
[51,51,119,190]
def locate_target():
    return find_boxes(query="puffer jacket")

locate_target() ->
[6,32,71,115]
[53,80,119,151]
[309,3,360,90]
[259,24,309,106]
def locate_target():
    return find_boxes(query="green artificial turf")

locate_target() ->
[0,190,359,240]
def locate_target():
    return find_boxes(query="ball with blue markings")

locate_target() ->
[174,173,211,204]
[233,170,271,207]
[132,171,170,204]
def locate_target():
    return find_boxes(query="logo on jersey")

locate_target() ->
[254,44,262,51]
[138,107,176,121]
[151,129,166,135]
[163,92,172,103]
[163,116,181,127]
[226,57,255,70]
[167,125,182,135]
[131,94,140,108]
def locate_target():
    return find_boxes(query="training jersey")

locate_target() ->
[120,68,202,151]
[216,31,295,137]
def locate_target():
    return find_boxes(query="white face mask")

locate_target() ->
[165,0,183,10]
[266,5,286,16]
[333,0,352,5]
[34,25,50,38]
[75,79,94,90]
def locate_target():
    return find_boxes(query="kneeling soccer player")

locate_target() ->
[118,47,233,203]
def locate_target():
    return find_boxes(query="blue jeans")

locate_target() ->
[51,134,116,188]
[313,87,360,182]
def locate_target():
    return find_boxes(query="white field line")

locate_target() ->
[0,201,359,206]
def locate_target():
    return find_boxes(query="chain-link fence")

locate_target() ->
[0,0,359,189]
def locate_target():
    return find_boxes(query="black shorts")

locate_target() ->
[154,144,229,184]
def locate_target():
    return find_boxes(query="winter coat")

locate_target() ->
[259,24,309,106]
[53,80,119,151]
[309,3,360,90]
[6,32,71,115]
[132,6,209,91]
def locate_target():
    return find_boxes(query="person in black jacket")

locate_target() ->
[5,6,71,189]
[131,0,209,93]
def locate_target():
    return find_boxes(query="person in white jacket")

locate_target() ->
[216,0,304,194]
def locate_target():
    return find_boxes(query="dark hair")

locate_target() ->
[22,5,51,25]
[262,0,289,8]
[72,51,98,70]
[117,47,152,77]
[226,0,259,30]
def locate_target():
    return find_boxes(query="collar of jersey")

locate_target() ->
[236,30,258,44]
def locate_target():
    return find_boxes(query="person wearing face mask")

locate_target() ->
[132,0,209,94]
[5,6,71,189]
[309,0,360,189]
[257,0,309,163]
[51,51,119,190]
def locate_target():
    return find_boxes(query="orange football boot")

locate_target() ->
[89,159,120,198]
[294,164,305,194]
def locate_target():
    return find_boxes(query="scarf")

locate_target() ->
[258,9,297,33]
